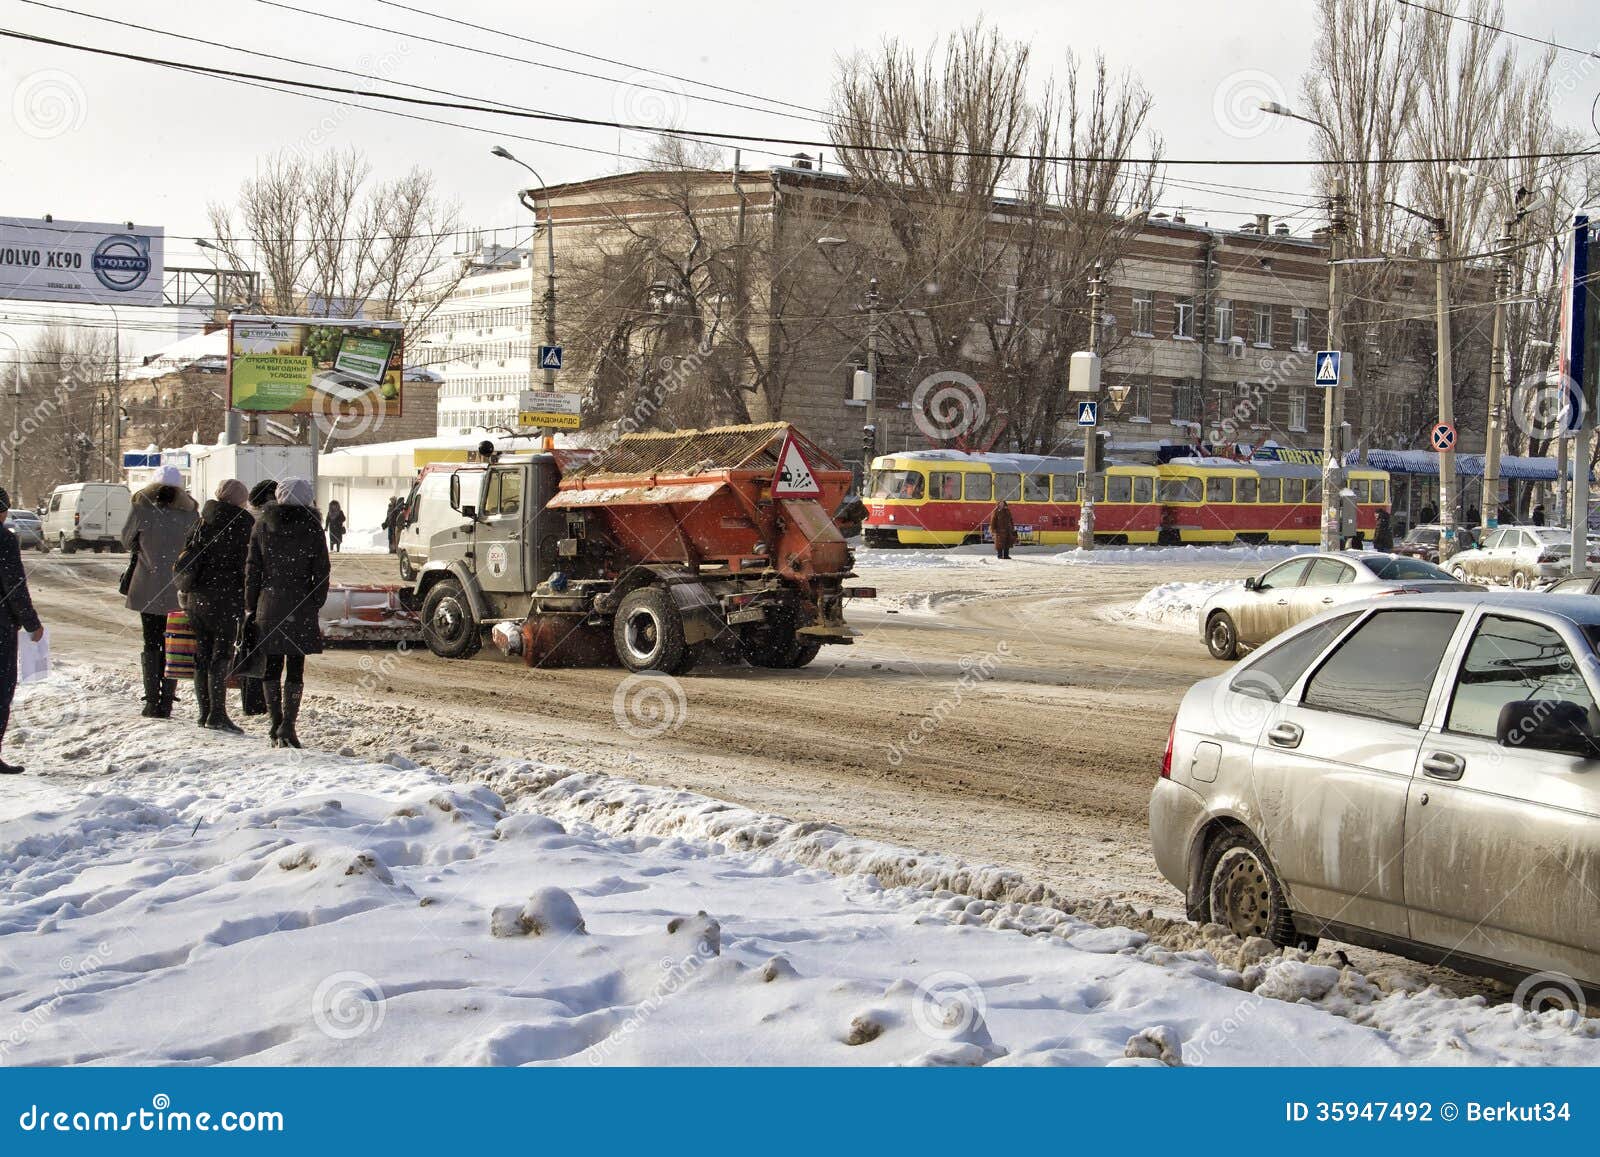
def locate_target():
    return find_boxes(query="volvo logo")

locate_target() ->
[90,233,152,293]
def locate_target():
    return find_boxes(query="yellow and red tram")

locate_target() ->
[863,450,1390,547]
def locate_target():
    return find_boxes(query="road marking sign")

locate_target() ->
[1314,350,1342,387]
[1077,401,1098,426]
[772,429,821,497]
[1430,422,1457,451]
[538,344,563,370]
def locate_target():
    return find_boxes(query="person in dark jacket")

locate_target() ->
[120,466,199,718]
[0,488,43,774]
[176,479,253,733]
[1373,509,1394,552]
[381,496,403,553]
[245,477,330,748]
[1533,503,1546,526]
[237,479,281,719]
[991,499,1016,559]
[326,500,347,553]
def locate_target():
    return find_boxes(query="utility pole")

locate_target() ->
[1433,222,1458,557]
[1079,264,1105,552]
[492,145,558,446]
[863,276,880,465]
[1319,175,1346,553]
[1481,220,1514,534]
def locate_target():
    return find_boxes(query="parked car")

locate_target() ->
[40,482,131,554]
[1394,523,1480,564]
[1200,551,1467,660]
[6,510,42,550]
[1446,524,1600,588]
[1547,573,1600,596]
[1153,589,1600,993]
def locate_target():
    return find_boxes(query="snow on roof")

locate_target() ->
[125,328,228,381]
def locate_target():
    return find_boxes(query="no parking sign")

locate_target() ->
[1429,422,1456,452]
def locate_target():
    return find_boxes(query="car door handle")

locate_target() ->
[1267,722,1303,748]
[1275,598,1289,606]
[1421,752,1465,780]
[1320,596,1335,603]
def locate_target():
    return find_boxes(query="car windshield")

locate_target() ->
[1361,556,1454,581]
[1404,528,1439,545]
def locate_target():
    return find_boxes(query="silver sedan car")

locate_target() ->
[1200,551,1467,660]
[1153,590,1600,996]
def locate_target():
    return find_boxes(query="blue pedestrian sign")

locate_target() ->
[1314,350,1341,388]
[1077,401,1098,426]
[538,345,563,370]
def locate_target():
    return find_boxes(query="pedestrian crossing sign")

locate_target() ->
[1314,350,1341,387]
[538,345,563,370]
[1077,401,1098,426]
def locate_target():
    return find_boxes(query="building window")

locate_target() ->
[1171,380,1200,423]
[1292,306,1310,351]
[1131,289,1154,336]
[1289,386,1308,432]
[1173,297,1195,339]
[1213,299,1234,344]
[1131,380,1151,422]
[1254,304,1273,347]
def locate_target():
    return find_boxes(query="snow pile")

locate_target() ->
[5,666,1600,1066]
[1108,579,1236,631]
[856,543,1313,569]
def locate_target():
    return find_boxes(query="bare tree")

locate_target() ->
[207,148,467,329]
[829,22,1161,452]
[10,325,118,502]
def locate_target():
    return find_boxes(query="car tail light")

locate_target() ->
[1160,719,1175,779]
[1537,550,1559,564]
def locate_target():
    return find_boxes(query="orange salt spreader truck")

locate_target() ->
[408,422,873,673]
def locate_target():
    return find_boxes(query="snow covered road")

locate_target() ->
[2,666,1597,1067]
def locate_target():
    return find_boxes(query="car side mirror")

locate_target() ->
[1497,699,1600,758]
[1243,575,1261,591]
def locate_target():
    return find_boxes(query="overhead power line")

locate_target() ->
[3,26,1595,168]
[1393,0,1600,62]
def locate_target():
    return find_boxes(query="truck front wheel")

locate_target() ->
[421,579,481,659]
[613,587,690,674]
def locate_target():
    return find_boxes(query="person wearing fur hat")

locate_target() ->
[175,479,253,733]
[244,477,329,748]
[120,465,198,717]
[0,488,43,774]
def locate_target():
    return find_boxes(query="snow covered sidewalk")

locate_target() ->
[2,665,1598,1066]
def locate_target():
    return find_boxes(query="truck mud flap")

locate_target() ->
[668,582,724,646]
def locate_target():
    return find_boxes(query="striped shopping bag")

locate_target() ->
[164,610,197,682]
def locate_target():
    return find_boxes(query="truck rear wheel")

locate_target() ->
[741,604,821,669]
[421,578,481,659]
[613,586,691,674]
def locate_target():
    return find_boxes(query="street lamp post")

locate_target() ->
[1259,102,1347,552]
[491,146,559,426]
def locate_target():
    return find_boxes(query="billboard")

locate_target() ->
[228,315,403,417]
[0,216,164,307]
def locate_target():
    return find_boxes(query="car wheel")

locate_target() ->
[420,579,481,659]
[1205,611,1239,661]
[398,550,416,582]
[1450,565,1467,581]
[1200,828,1310,949]
[59,534,75,555]
[1511,569,1529,590]
[613,586,691,674]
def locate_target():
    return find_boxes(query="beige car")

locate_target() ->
[1446,525,1599,588]
[1153,590,1600,996]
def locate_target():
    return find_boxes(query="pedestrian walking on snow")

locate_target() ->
[0,488,43,774]
[991,499,1016,560]
[245,478,330,748]
[175,479,253,733]
[120,465,198,718]
[326,500,346,553]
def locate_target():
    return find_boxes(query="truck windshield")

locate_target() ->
[869,471,924,500]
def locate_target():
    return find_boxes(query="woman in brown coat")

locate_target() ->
[991,499,1016,559]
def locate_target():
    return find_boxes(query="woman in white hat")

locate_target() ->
[120,465,198,717]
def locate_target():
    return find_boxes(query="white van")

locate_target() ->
[41,482,133,554]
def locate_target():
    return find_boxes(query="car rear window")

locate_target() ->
[1363,556,1453,581]
[1302,609,1463,727]
[1231,612,1362,702]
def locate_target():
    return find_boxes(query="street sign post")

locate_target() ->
[1430,422,1456,452]
[1076,401,1098,426]
[517,389,583,430]
[537,345,564,371]
[1314,350,1342,388]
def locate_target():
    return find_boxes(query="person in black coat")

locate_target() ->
[326,500,347,553]
[236,479,281,719]
[176,479,253,733]
[244,477,330,748]
[0,488,43,775]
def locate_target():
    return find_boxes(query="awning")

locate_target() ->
[1367,449,1586,482]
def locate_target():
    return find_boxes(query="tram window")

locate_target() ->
[1159,476,1203,503]
[1372,479,1388,504]
[1087,475,1106,502]
[1282,478,1304,503]
[1306,479,1321,503]
[930,472,963,501]
[1133,476,1154,504]
[1206,476,1234,503]
[995,473,1022,502]
[1106,474,1133,503]
[1236,477,1258,503]
[870,471,924,500]
[1022,474,1050,503]
[964,473,993,501]
[1351,478,1371,503]
[1051,474,1079,501]
[1258,477,1281,503]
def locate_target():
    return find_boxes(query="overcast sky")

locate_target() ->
[1,0,1595,357]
